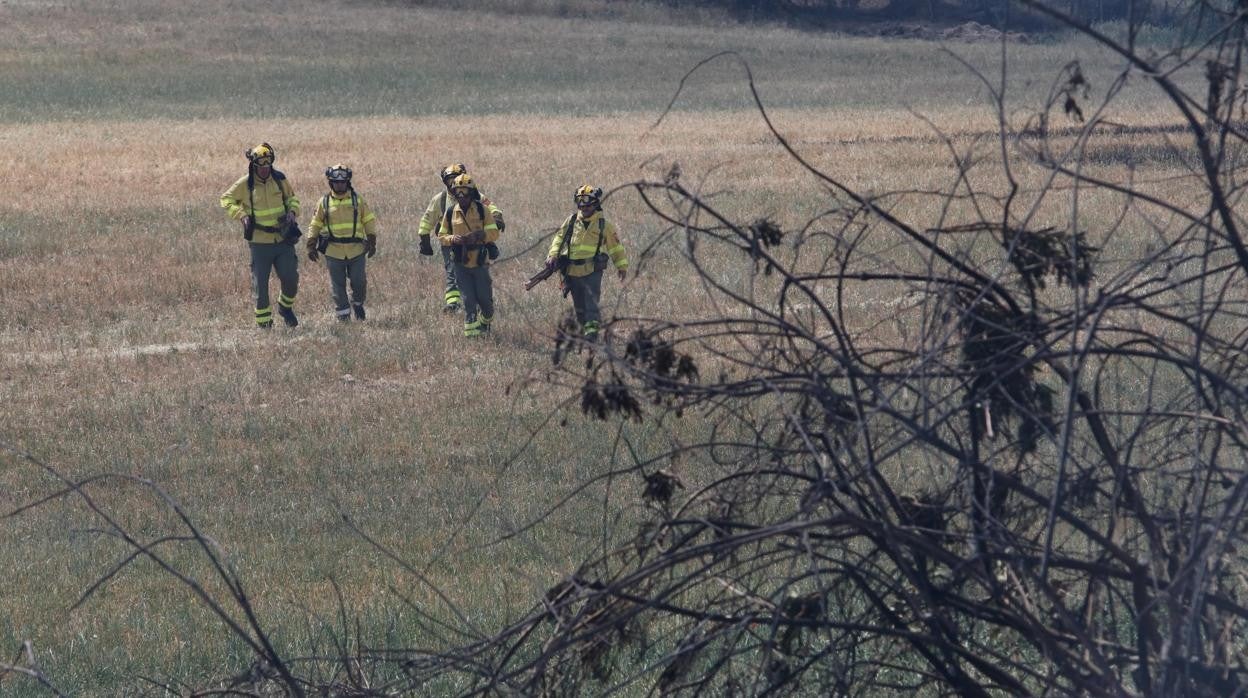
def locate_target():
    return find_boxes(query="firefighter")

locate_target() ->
[219,142,301,329]
[417,163,504,314]
[544,185,628,341]
[305,164,378,322]
[438,174,500,337]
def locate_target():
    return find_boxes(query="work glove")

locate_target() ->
[283,211,298,225]
[307,249,319,263]
[365,235,377,258]
[618,268,627,282]
[486,242,500,260]
[449,234,465,246]
[418,235,434,256]
[545,257,558,271]
[241,215,253,240]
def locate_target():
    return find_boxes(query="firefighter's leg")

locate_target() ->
[455,264,482,336]
[441,245,461,311]
[250,243,274,328]
[566,275,589,327]
[581,270,604,339]
[274,244,299,327]
[349,254,367,320]
[477,265,495,331]
[327,256,352,321]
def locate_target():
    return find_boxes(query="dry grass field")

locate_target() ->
[0,0,1206,693]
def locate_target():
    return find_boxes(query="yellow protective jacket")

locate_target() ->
[547,210,628,279]
[418,188,503,237]
[438,198,499,268]
[219,171,300,245]
[306,190,378,260]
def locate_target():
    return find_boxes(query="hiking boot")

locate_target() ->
[257,322,273,331]
[277,305,299,327]
[352,303,366,321]
[443,301,462,314]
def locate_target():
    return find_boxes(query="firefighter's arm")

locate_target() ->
[605,222,628,270]
[280,179,300,218]
[437,210,457,247]
[306,199,327,236]
[418,193,441,237]
[361,198,378,237]
[364,203,379,256]
[481,195,505,232]
[547,218,570,260]
[220,178,248,220]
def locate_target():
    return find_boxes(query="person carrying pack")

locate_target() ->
[543,185,628,341]
[438,174,500,337]
[305,164,378,322]
[417,163,504,314]
[219,142,302,329]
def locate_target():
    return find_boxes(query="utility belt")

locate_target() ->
[316,235,364,253]
[564,253,610,272]
[452,243,501,265]
[246,220,302,245]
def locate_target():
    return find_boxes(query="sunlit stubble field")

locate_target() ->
[0,0,1212,691]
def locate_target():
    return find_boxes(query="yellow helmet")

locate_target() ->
[246,143,275,166]
[450,173,476,194]
[325,163,352,182]
[574,185,603,205]
[440,163,467,183]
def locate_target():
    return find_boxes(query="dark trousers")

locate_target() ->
[441,245,460,303]
[453,264,494,321]
[565,270,603,329]
[249,242,299,310]
[326,254,367,311]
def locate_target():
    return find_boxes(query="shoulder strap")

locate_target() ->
[592,217,605,258]
[248,170,288,214]
[557,214,577,258]
[324,192,361,239]
[351,190,359,237]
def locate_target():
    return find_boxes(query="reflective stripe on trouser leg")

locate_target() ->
[441,245,460,304]
[463,316,483,337]
[255,306,273,326]
[566,269,603,331]
[273,243,299,305]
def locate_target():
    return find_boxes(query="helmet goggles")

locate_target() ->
[247,143,275,167]
[325,164,352,183]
